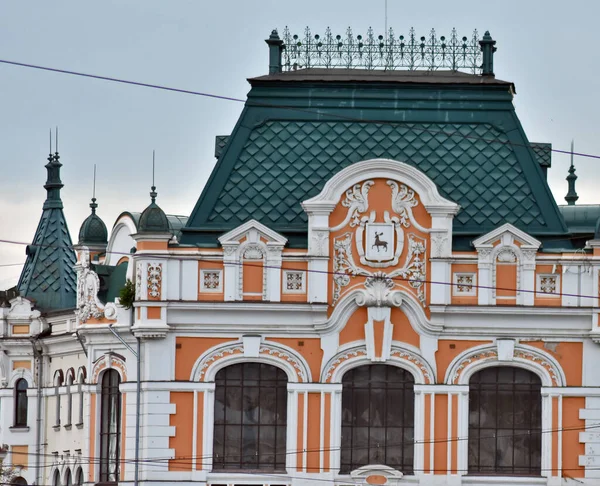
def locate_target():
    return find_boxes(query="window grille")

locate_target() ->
[340,365,415,474]
[213,363,288,471]
[468,367,542,475]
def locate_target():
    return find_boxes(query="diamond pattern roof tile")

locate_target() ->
[206,121,548,232]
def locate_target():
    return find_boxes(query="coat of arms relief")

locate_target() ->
[332,180,428,306]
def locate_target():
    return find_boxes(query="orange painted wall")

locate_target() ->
[169,392,194,471]
[534,264,562,307]
[436,340,492,383]
[147,307,161,319]
[196,392,204,470]
[137,240,168,251]
[424,394,431,473]
[562,397,585,478]
[297,393,305,471]
[390,307,420,348]
[175,337,235,381]
[266,337,323,383]
[121,395,127,476]
[339,307,368,345]
[496,263,517,299]
[243,259,263,300]
[451,263,478,305]
[198,260,225,301]
[327,178,431,311]
[434,394,448,474]
[521,341,583,386]
[324,393,331,471]
[306,392,321,473]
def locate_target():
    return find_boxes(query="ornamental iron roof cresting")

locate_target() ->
[266,27,496,75]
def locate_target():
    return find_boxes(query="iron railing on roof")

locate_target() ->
[266,27,496,76]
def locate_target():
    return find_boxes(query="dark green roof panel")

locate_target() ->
[182,70,568,246]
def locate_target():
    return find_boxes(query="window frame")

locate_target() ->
[13,378,28,427]
[467,366,543,476]
[211,362,289,472]
[339,364,416,475]
[99,369,122,483]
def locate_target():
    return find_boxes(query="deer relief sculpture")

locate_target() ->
[372,231,388,253]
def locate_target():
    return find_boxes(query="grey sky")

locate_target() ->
[1,0,599,289]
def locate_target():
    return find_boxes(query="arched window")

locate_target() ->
[213,363,288,471]
[52,470,60,486]
[468,367,542,475]
[340,365,415,474]
[66,372,74,427]
[64,469,72,486]
[14,378,28,427]
[75,467,84,486]
[11,477,27,485]
[54,371,64,427]
[78,369,86,426]
[99,369,121,483]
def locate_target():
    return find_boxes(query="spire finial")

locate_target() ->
[565,139,579,206]
[90,164,98,214]
[44,129,64,209]
[150,150,157,203]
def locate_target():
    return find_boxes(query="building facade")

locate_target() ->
[2,27,600,486]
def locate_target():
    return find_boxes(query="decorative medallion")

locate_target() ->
[147,263,162,299]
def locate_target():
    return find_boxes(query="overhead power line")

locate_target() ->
[0,58,599,161]
[0,237,597,301]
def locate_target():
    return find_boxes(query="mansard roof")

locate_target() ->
[17,153,77,311]
[181,45,568,248]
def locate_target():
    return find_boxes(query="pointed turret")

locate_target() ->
[565,140,579,206]
[17,134,77,311]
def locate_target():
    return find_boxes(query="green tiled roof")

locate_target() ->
[18,153,77,311]
[182,69,568,247]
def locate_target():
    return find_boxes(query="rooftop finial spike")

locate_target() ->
[150,150,157,203]
[55,126,59,154]
[90,164,98,215]
[49,128,52,154]
[565,139,579,206]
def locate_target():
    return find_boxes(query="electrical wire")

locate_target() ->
[0,237,598,302]
[0,58,599,162]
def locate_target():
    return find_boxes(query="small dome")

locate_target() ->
[78,198,108,246]
[138,188,170,233]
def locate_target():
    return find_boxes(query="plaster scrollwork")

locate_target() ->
[496,247,517,263]
[222,245,237,257]
[446,344,565,387]
[477,247,492,259]
[135,263,142,299]
[76,248,115,323]
[331,180,374,232]
[91,353,127,384]
[355,273,402,308]
[323,345,433,384]
[332,232,427,306]
[311,230,329,257]
[197,345,245,381]
[194,341,310,382]
[147,263,162,299]
[387,180,430,233]
[430,232,449,258]
[243,244,264,260]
